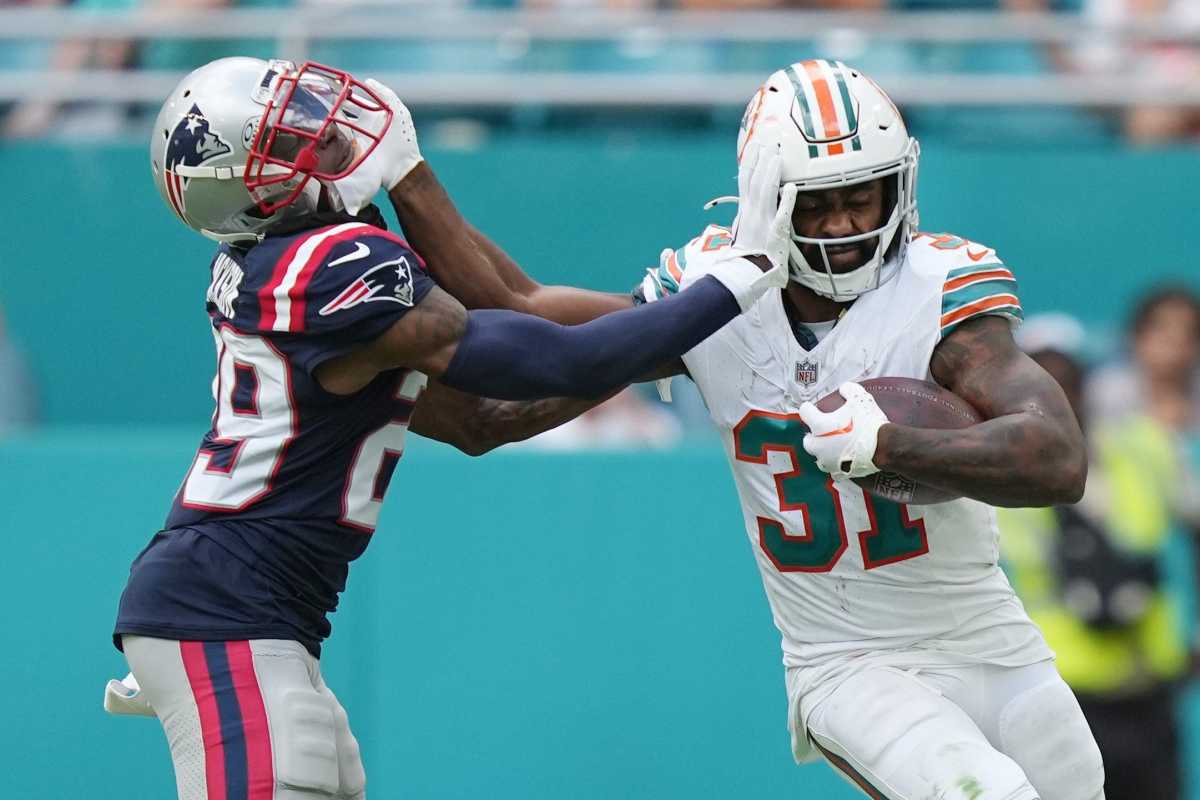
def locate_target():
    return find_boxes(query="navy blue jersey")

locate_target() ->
[115,221,436,656]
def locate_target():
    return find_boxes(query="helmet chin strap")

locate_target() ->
[317,179,348,213]
[201,228,263,245]
[790,240,883,301]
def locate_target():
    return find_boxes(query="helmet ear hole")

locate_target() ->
[243,202,271,220]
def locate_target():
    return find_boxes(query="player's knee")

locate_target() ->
[998,679,1104,800]
[917,739,1037,800]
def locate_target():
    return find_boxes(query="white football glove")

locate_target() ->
[698,135,797,311]
[332,78,424,215]
[798,382,889,480]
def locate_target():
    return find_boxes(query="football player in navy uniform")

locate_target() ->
[111,58,799,800]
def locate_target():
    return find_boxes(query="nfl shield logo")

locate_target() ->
[795,359,819,387]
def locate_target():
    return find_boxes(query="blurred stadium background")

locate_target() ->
[1,1,1198,798]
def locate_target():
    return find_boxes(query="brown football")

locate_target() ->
[814,377,983,505]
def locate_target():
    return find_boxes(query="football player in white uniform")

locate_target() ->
[352,63,1104,800]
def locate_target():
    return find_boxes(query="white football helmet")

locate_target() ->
[735,61,919,301]
[149,57,392,244]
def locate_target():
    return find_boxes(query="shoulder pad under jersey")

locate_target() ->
[908,232,1023,340]
[249,222,435,337]
[675,224,736,290]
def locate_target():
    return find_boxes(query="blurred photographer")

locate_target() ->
[998,313,1200,800]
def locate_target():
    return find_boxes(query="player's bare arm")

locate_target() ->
[873,315,1087,506]
[407,380,615,456]
[392,163,691,382]
[389,163,634,323]
[349,79,635,324]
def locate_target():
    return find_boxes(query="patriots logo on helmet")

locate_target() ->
[163,104,232,220]
[319,257,415,317]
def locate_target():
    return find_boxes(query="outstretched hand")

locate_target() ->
[333,78,424,214]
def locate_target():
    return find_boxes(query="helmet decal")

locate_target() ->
[737,86,766,165]
[163,104,232,220]
[786,60,863,157]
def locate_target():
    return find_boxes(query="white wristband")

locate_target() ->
[703,253,788,312]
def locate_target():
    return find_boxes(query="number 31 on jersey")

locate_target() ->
[734,410,929,572]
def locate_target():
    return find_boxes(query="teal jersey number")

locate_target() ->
[732,410,929,572]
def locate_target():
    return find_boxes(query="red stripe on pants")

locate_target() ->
[180,641,228,800]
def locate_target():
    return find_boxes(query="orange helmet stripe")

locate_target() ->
[801,60,843,141]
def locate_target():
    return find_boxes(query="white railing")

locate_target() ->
[2,7,1198,107]
[3,7,1199,44]
[6,69,1200,107]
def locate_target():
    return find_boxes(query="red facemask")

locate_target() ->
[244,61,393,215]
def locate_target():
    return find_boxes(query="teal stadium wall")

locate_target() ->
[3,434,1199,798]
[1,138,1198,798]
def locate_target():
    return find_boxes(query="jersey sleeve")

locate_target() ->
[252,223,437,375]
[674,225,738,385]
[938,259,1023,340]
[676,224,735,290]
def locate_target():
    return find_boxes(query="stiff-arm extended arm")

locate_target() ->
[389,163,634,323]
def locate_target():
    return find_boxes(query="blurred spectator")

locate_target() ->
[674,0,884,8]
[526,387,682,450]
[524,0,658,7]
[1073,0,1200,144]
[1088,286,1200,434]
[999,313,1200,800]
[0,304,37,434]
[2,0,288,140]
[2,0,139,139]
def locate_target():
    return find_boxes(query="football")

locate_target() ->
[815,377,983,505]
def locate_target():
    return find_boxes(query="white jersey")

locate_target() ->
[673,226,1052,697]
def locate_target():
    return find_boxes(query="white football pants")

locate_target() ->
[122,635,366,800]
[805,660,1104,800]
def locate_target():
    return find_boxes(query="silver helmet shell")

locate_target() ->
[149,57,321,244]
[736,61,920,301]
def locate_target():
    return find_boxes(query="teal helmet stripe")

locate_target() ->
[786,65,819,143]
[829,61,859,134]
